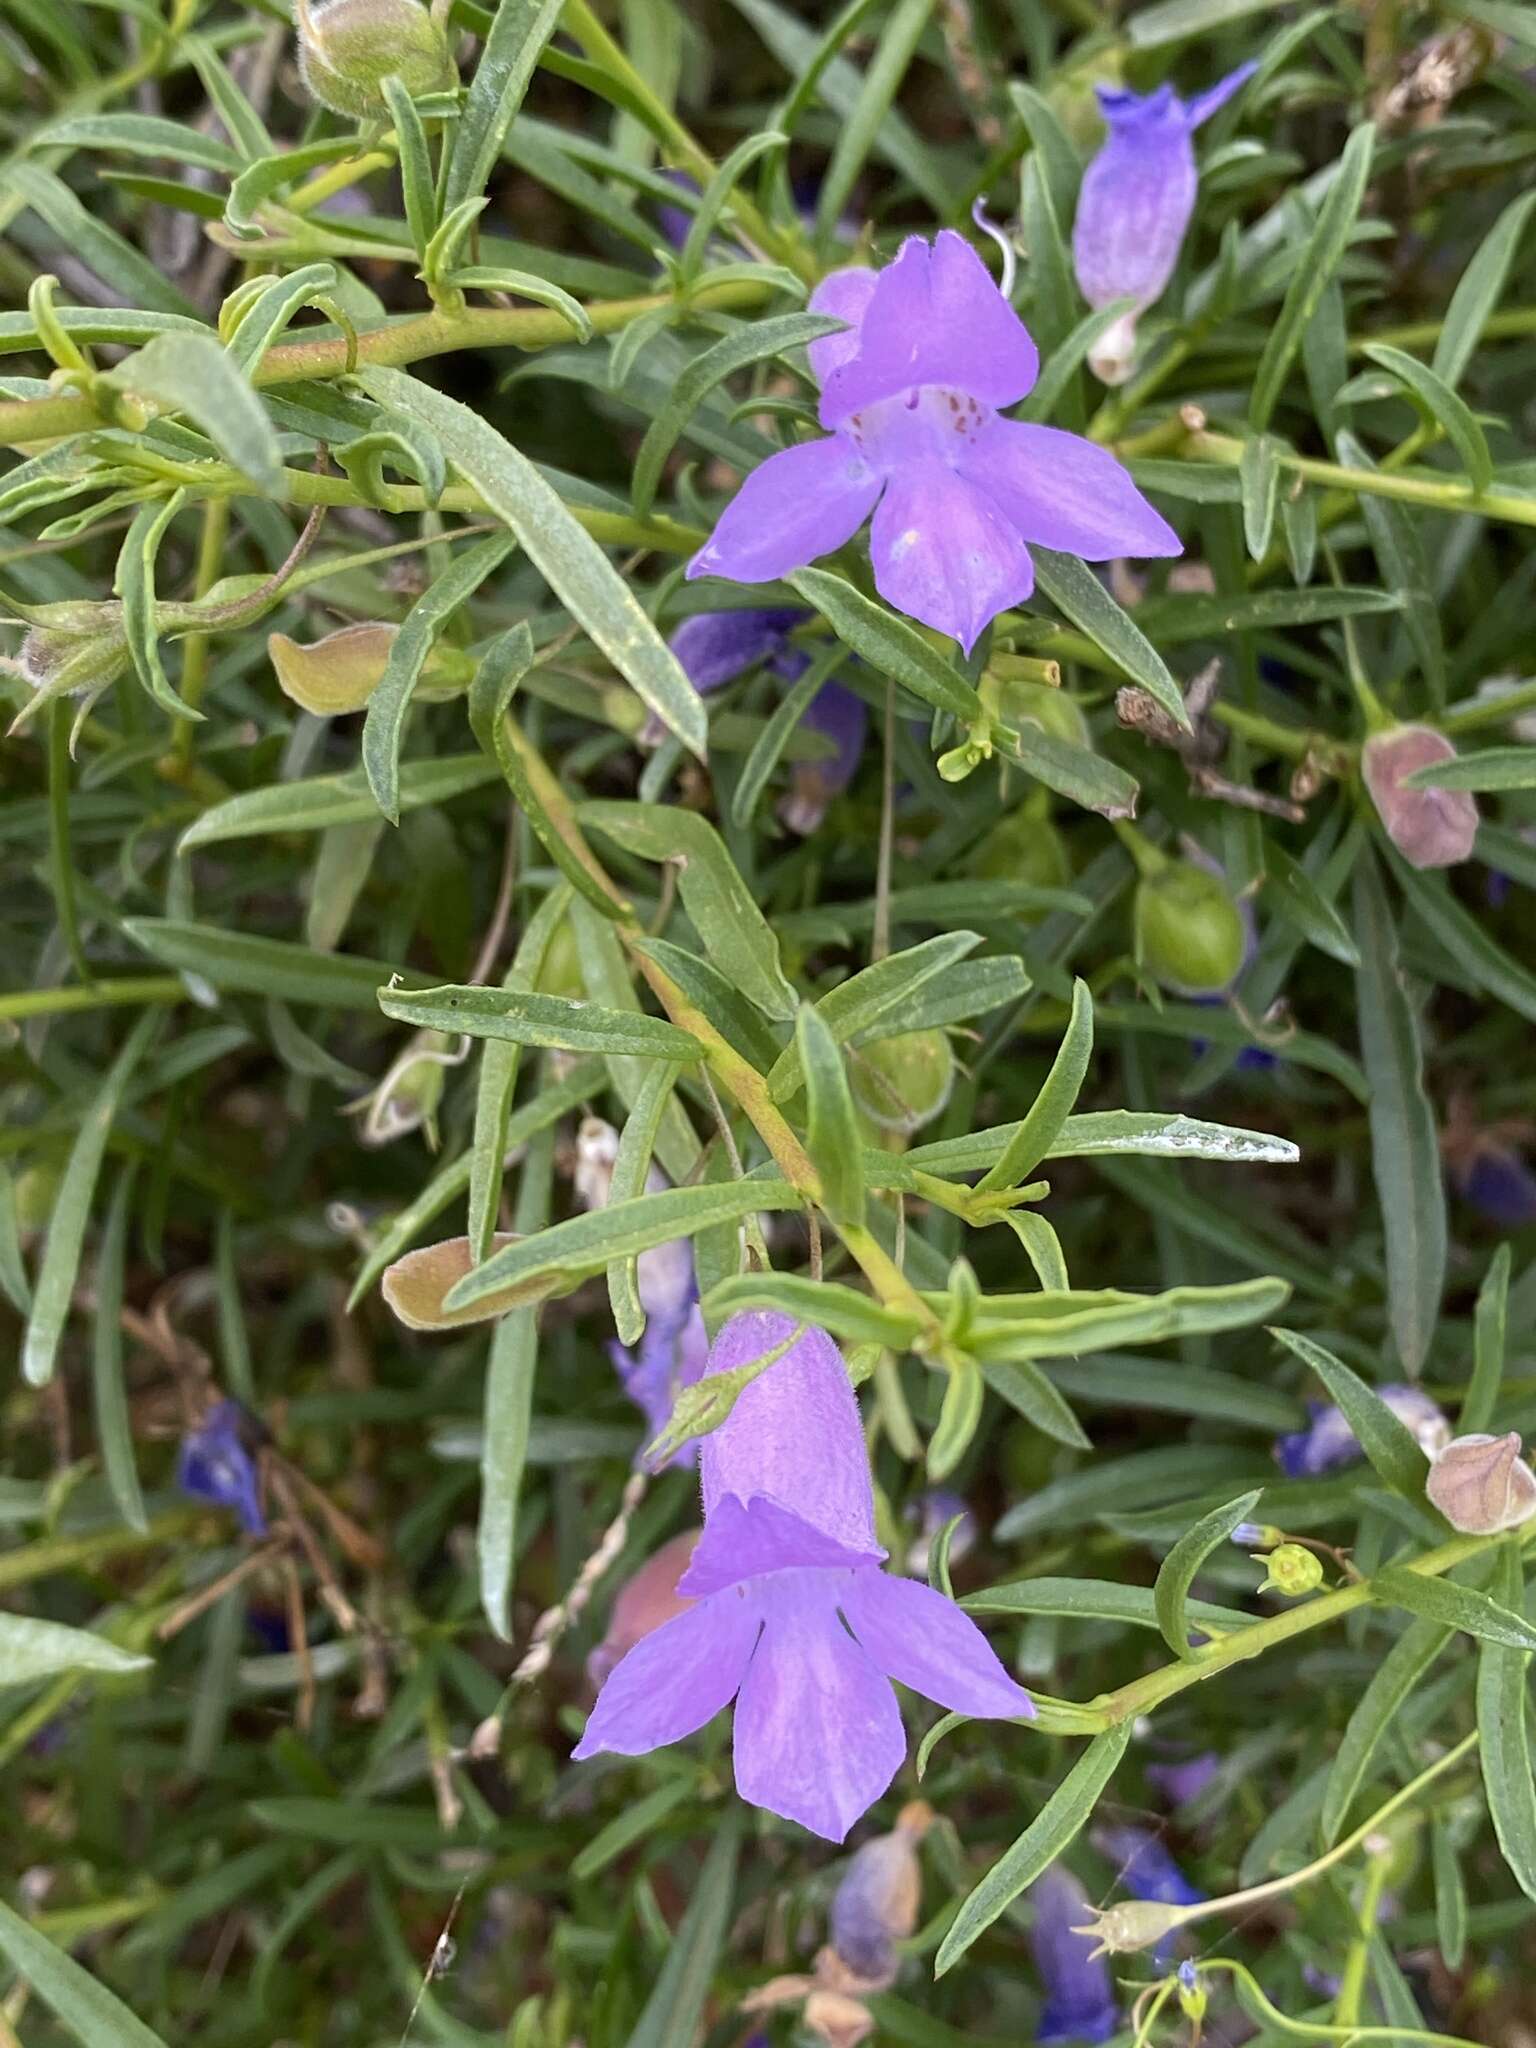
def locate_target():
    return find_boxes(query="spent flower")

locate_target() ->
[573,1312,1031,1840]
[1096,1824,1204,1966]
[176,1400,268,1537]
[1426,1431,1536,1535]
[1361,724,1480,869]
[1072,64,1257,384]
[689,230,1179,653]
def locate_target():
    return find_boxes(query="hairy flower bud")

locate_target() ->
[1072,1897,1187,1958]
[1426,1432,1536,1535]
[1256,1542,1324,1596]
[849,1028,956,1135]
[268,623,469,716]
[296,0,456,117]
[1361,724,1479,870]
[1177,1962,1207,2023]
[1133,860,1248,995]
[828,1800,933,1985]
[2,602,131,725]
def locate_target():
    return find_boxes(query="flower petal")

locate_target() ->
[733,1587,906,1841]
[808,265,878,385]
[667,608,804,695]
[688,436,880,586]
[1186,59,1258,131]
[1072,115,1194,313]
[781,679,868,835]
[701,1313,880,1554]
[679,1493,883,1599]
[869,460,1033,654]
[820,231,1039,427]
[841,1569,1034,1719]
[572,1590,759,1759]
[964,418,1181,562]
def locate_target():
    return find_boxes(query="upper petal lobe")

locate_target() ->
[964,418,1181,562]
[679,1492,883,1599]
[732,1588,906,1841]
[841,1569,1034,1719]
[808,265,878,385]
[820,231,1039,427]
[688,435,880,586]
[573,1589,759,1758]
[869,460,1034,653]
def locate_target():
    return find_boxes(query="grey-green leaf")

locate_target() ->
[1476,1545,1536,1902]
[1154,1489,1264,1660]
[1268,1326,1429,1497]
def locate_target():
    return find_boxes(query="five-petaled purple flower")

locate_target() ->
[176,1399,267,1536]
[1275,1387,1449,1478]
[667,608,868,834]
[1028,1864,1119,2045]
[573,1311,1032,1841]
[1073,64,1257,384]
[687,230,1180,654]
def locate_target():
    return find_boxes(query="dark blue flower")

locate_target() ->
[176,1400,267,1536]
[1454,1144,1536,1230]
[1029,1864,1119,2045]
[1275,1388,1448,1478]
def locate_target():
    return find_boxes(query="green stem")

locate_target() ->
[1333,1846,1392,2032]
[1204,1958,1481,2048]
[0,1510,204,1592]
[172,493,230,763]
[0,976,185,1021]
[46,700,92,985]
[1186,427,1536,529]
[0,276,782,448]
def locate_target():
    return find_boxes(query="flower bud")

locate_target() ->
[296,0,456,117]
[1133,860,1248,995]
[1361,724,1479,870]
[1426,1432,1536,1535]
[176,1400,268,1537]
[585,1530,698,1689]
[1230,1521,1281,1549]
[828,1800,933,1985]
[849,1028,955,1135]
[2,602,131,725]
[351,1029,464,1147]
[1256,1542,1324,1596]
[1177,1961,1207,2023]
[1072,1897,1187,1958]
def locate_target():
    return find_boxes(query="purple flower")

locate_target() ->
[829,1799,933,1983]
[1073,64,1257,384]
[1146,1752,1220,1810]
[1096,1824,1204,1965]
[687,230,1180,654]
[1361,724,1480,869]
[573,1312,1032,1841]
[1452,1142,1536,1230]
[576,1119,709,1467]
[665,607,868,834]
[176,1400,267,1536]
[1275,1387,1450,1478]
[1029,1865,1119,2045]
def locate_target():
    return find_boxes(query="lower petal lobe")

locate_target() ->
[842,1569,1034,1719]
[965,418,1180,562]
[573,1589,759,1759]
[688,435,880,586]
[869,459,1033,653]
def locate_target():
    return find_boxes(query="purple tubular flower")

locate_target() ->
[1454,1143,1536,1230]
[176,1400,267,1536]
[782,681,869,835]
[687,231,1180,655]
[1029,1865,1119,2045]
[574,1312,1032,1841]
[1097,1824,1204,1965]
[1073,64,1257,384]
[1275,1387,1450,1478]
[1146,1751,1220,1810]
[667,607,808,696]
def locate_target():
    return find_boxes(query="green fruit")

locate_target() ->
[970,810,1071,891]
[537,921,584,999]
[1133,861,1247,994]
[998,677,1090,749]
[849,1029,955,1135]
[297,0,456,117]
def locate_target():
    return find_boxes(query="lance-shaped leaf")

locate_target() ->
[1268,1326,1429,1498]
[378,982,703,1061]
[795,1002,865,1228]
[977,978,1092,1193]
[1154,1489,1264,1660]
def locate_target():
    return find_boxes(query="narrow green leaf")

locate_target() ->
[1477,1543,1536,1901]
[796,1002,865,1228]
[381,75,438,256]
[0,1612,150,1687]
[1250,124,1375,432]
[928,1355,985,1480]
[621,1819,739,2048]
[103,333,282,494]
[571,1779,694,1881]
[178,755,500,851]
[1239,433,1281,560]
[977,978,1092,1193]
[1394,850,1536,1025]
[788,566,982,722]
[606,1061,681,1345]
[1362,342,1493,494]
[1003,1208,1069,1291]
[1001,723,1139,820]
[768,932,980,1099]
[1269,1326,1429,1497]
[1261,840,1360,967]
[907,1109,1300,1175]
[935,1724,1131,1975]
[116,494,196,721]
[1402,745,1536,793]
[1431,1814,1468,1971]
[223,262,340,377]
[964,1576,1254,1633]
[677,130,785,281]
[126,919,429,1011]
[362,531,517,822]
[1376,1565,1536,1651]
[0,1899,169,2047]
[444,0,566,214]
[702,1271,919,1348]
[1431,189,1536,392]
[24,1011,160,1387]
[1334,430,1443,697]
[967,1276,1291,1365]
[34,112,242,173]
[581,800,797,1019]
[1008,80,1080,227]
[5,161,198,317]
[1031,548,1188,730]
[1465,1244,1511,1437]
[0,1167,29,1316]
[378,982,702,1060]
[730,641,844,830]
[479,1308,536,1640]
[815,0,935,240]
[91,1168,146,1532]
[1352,851,1445,1374]
[1320,1617,1451,1844]
[360,367,707,757]
[629,936,783,1072]
[978,1355,1090,1450]
[1154,1490,1264,1660]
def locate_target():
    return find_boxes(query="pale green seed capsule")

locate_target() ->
[296,0,456,117]
[850,1029,956,1135]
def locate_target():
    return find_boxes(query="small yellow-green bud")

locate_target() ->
[850,1029,956,1136]
[1256,1542,1324,1597]
[1176,1962,1206,2023]
[1133,860,1248,995]
[269,622,468,715]
[1426,1431,1536,1534]
[296,0,456,118]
